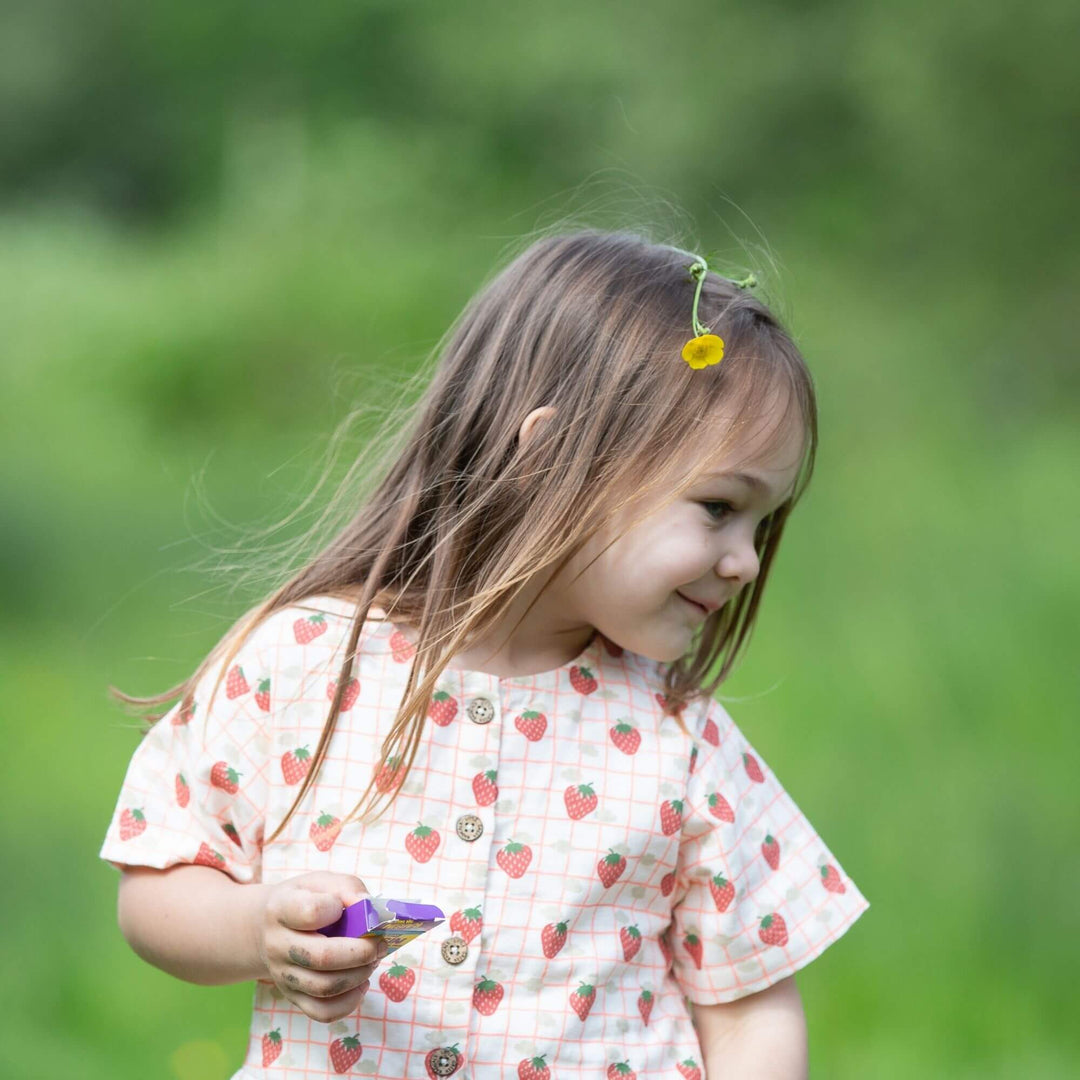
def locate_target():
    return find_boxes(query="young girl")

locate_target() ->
[101,229,869,1079]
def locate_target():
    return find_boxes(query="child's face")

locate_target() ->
[562,408,805,663]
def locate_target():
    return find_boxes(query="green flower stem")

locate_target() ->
[689,257,710,337]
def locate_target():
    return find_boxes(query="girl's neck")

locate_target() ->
[331,587,597,679]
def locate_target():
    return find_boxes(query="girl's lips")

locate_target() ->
[676,591,708,615]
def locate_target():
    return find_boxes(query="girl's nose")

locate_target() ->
[715,542,760,590]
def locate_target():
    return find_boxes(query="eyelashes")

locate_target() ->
[700,501,775,545]
[700,500,736,523]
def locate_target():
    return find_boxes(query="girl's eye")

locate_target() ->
[700,500,736,522]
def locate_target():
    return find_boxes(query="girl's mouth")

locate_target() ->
[676,592,708,615]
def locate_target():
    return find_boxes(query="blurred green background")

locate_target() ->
[1,1,1077,1077]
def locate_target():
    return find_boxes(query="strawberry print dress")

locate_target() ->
[100,595,870,1079]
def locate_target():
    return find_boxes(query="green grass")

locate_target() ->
[1,143,1076,1078]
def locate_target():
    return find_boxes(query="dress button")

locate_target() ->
[466,696,495,725]
[455,813,484,842]
[441,936,468,965]
[427,1046,461,1076]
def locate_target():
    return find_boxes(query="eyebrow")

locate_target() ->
[704,471,772,494]
[702,470,796,504]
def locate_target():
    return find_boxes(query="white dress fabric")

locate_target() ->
[100,595,870,1078]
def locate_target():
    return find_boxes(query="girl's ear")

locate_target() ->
[517,406,557,449]
[516,406,556,491]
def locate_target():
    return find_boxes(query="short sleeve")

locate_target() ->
[669,697,870,1003]
[99,628,273,885]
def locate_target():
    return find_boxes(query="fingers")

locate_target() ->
[281,978,371,1024]
[278,961,375,1001]
[280,929,385,972]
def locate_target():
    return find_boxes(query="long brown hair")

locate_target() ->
[111,226,817,842]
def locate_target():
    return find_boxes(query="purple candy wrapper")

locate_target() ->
[317,895,444,956]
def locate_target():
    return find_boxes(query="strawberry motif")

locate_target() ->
[637,988,654,1025]
[658,934,673,966]
[702,716,720,746]
[254,677,271,712]
[472,976,504,1015]
[608,1062,636,1080]
[225,664,250,700]
[210,761,241,794]
[660,870,676,897]
[609,721,640,755]
[374,754,405,793]
[329,1034,362,1073]
[171,700,195,725]
[194,842,225,869]
[619,923,642,961]
[564,782,598,819]
[569,665,598,695]
[425,1045,462,1079]
[310,811,342,852]
[378,963,415,1002]
[762,833,781,871]
[515,709,547,741]
[709,872,735,912]
[175,773,190,808]
[659,799,683,836]
[327,677,360,711]
[405,823,440,862]
[600,635,624,657]
[472,769,498,806]
[676,1059,702,1080]
[496,840,532,878]
[821,863,847,894]
[759,912,789,947]
[707,791,735,823]
[518,1055,550,1080]
[293,613,327,644]
[683,932,703,970]
[597,849,627,888]
[449,907,483,944]
[541,920,568,959]
[688,745,698,775]
[118,807,146,841]
[428,690,459,726]
[743,751,765,783]
[261,1028,283,1067]
[389,629,416,662]
[569,981,596,1021]
[281,746,312,785]
[222,822,242,847]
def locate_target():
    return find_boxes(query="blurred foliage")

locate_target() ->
[0,1,1077,1078]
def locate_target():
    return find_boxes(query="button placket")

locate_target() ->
[442,673,500,983]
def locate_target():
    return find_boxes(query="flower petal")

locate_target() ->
[681,334,725,369]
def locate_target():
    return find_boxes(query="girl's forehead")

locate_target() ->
[686,405,807,486]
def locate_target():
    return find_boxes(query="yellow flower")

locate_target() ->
[681,333,725,370]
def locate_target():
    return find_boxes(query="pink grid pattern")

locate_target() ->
[100,595,870,1078]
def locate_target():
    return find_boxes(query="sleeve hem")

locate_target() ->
[678,896,870,1006]
[98,842,255,885]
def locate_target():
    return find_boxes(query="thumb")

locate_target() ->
[293,871,371,908]
[331,874,372,907]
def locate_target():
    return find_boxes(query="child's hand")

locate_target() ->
[255,871,386,1023]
